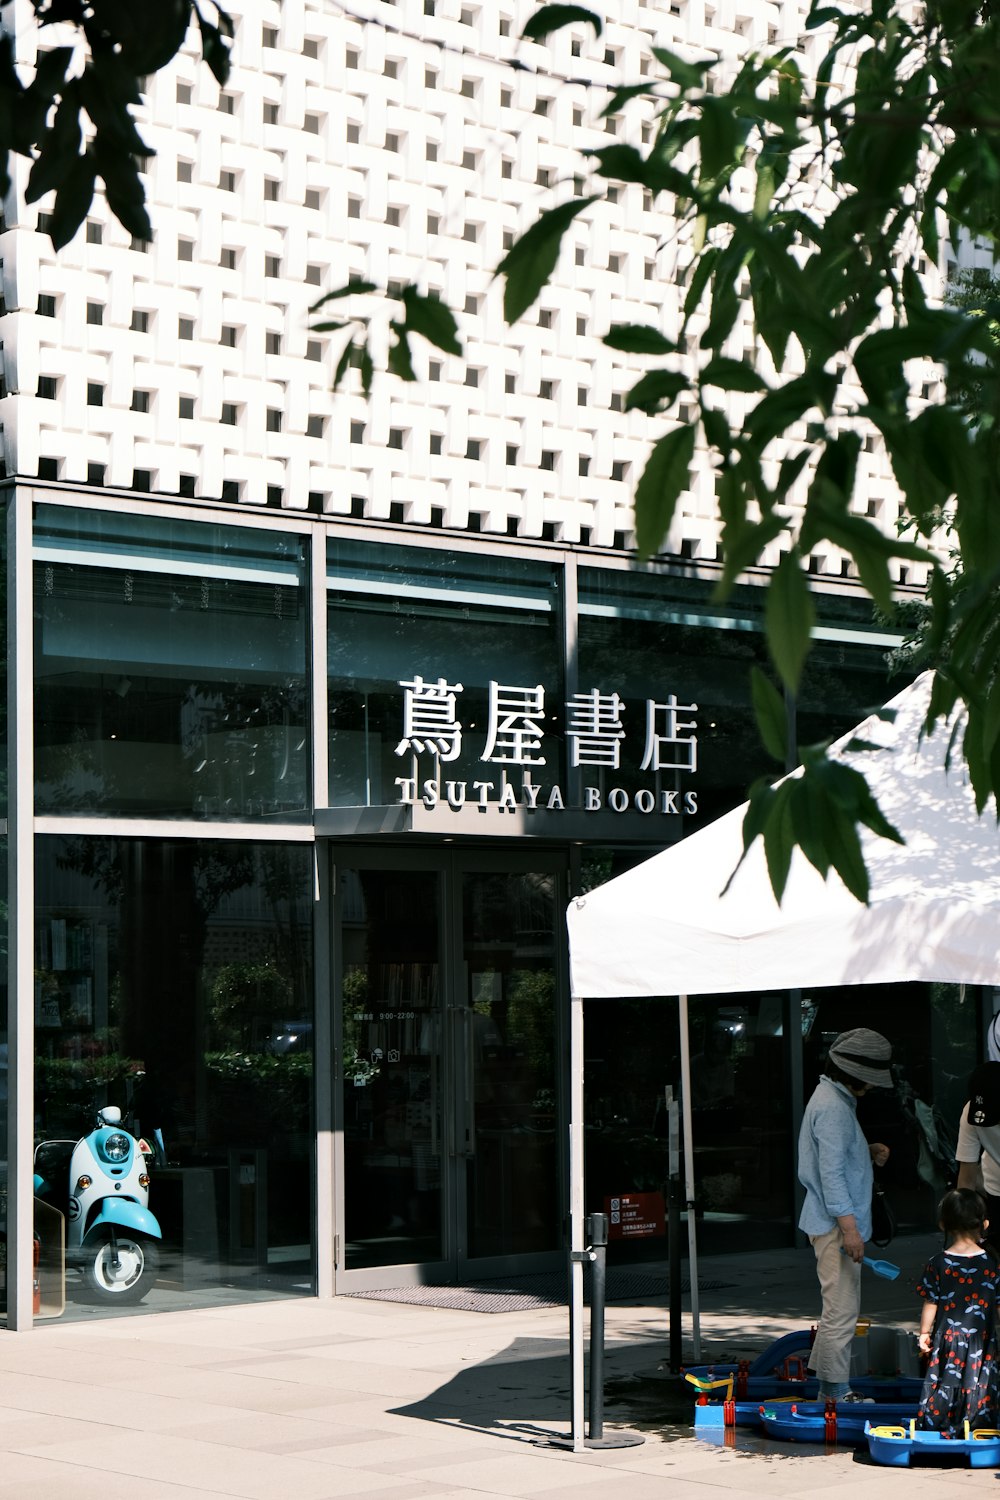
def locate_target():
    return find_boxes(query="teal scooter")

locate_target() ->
[33,1105,162,1305]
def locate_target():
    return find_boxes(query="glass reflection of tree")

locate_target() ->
[45,839,312,1150]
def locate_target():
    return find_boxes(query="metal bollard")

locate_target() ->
[586,1211,608,1440]
[582,1211,644,1449]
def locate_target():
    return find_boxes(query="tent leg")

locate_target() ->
[678,993,701,1361]
[569,993,586,1451]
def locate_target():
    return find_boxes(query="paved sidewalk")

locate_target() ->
[0,1230,991,1499]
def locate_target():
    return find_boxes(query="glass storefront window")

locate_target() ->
[578,568,774,826]
[34,836,315,1317]
[34,507,310,821]
[327,540,562,808]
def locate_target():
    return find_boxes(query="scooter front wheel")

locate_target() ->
[84,1233,159,1305]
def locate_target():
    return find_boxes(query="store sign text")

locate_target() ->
[393,675,699,818]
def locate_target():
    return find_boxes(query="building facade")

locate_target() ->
[0,0,983,1327]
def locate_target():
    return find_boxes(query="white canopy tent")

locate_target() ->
[564,672,1000,1447]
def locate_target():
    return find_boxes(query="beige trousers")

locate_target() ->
[807,1224,862,1384]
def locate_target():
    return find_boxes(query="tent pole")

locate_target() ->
[678,993,701,1360]
[569,992,586,1450]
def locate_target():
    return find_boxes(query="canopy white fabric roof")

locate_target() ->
[568,671,1000,1000]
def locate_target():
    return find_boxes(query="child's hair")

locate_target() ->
[938,1187,988,1242]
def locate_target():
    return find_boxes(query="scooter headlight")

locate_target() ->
[103,1132,131,1162]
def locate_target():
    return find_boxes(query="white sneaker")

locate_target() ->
[840,1392,875,1404]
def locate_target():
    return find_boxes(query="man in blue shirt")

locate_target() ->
[798,1028,893,1401]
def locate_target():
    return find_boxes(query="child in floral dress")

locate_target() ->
[917,1188,1000,1434]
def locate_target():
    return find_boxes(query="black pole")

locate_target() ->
[586,1211,608,1441]
[666,1086,682,1371]
[668,1173,683,1372]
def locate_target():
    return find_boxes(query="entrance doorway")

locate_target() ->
[332,849,565,1290]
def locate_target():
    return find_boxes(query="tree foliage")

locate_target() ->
[0,0,232,249]
[498,0,1000,901]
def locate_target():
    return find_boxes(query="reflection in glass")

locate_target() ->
[34,836,314,1318]
[463,871,558,1259]
[341,868,443,1269]
[34,507,309,821]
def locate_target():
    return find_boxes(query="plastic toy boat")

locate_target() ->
[687,1325,922,1429]
[759,1399,918,1445]
[866,1419,1000,1468]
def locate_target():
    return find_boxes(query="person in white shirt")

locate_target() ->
[956,1062,1000,1252]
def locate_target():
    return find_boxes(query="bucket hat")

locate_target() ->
[828,1028,893,1088]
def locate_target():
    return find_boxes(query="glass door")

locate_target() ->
[332,850,564,1290]
[456,865,560,1270]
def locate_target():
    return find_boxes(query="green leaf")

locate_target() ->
[195,7,233,87]
[588,144,692,197]
[497,197,599,323]
[765,551,815,693]
[601,83,653,118]
[762,779,796,903]
[309,279,378,313]
[49,156,98,249]
[751,666,788,762]
[789,776,832,879]
[746,371,837,449]
[651,46,711,90]
[603,323,677,355]
[700,356,767,393]
[634,426,696,557]
[698,96,743,182]
[521,5,602,41]
[25,91,82,203]
[753,160,776,220]
[625,369,688,414]
[721,778,775,897]
[823,803,870,903]
[387,321,416,382]
[683,246,718,321]
[333,339,356,390]
[700,404,732,456]
[401,287,462,357]
[102,163,152,240]
[982,674,1000,759]
[89,0,190,74]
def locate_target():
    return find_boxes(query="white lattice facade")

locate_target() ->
[0,0,925,579]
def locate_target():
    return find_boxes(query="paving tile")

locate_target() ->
[15,1434,414,1500]
[0,1453,216,1499]
[378,1453,610,1496]
[0,1372,238,1433]
[212,1356,451,1399]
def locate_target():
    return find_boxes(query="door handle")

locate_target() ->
[462,1009,476,1158]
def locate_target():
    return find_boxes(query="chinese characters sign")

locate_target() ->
[394,676,699,819]
[605,1192,666,1240]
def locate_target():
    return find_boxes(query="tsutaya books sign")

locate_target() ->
[393,675,699,819]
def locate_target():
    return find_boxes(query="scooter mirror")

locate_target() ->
[98,1105,122,1126]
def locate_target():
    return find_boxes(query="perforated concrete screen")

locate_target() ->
[0,0,936,584]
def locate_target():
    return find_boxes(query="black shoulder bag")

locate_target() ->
[871,1172,896,1248]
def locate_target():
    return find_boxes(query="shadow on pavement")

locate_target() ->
[390,1333,697,1448]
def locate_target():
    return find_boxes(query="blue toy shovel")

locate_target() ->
[842,1248,900,1279]
[863,1255,901,1280]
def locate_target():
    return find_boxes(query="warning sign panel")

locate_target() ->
[604,1191,666,1241]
